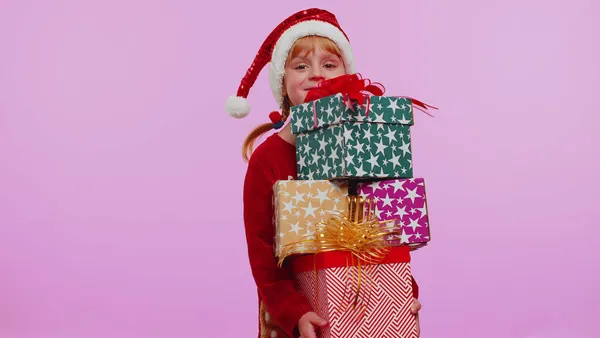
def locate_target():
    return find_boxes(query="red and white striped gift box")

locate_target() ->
[291,246,418,338]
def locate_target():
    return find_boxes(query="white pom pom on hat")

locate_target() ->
[225,8,355,119]
[225,96,251,119]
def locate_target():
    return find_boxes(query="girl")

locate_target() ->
[226,8,422,338]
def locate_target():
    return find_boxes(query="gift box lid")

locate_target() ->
[290,93,416,134]
[291,246,411,274]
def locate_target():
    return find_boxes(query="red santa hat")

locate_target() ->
[225,8,356,119]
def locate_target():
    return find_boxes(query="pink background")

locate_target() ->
[1,0,599,337]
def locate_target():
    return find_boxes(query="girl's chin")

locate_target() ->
[288,95,307,106]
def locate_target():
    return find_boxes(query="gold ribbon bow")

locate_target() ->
[279,194,402,313]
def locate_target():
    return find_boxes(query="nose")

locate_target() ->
[309,67,325,82]
[309,75,325,83]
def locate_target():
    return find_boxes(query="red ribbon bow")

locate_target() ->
[303,74,437,129]
[304,73,386,105]
[304,74,386,128]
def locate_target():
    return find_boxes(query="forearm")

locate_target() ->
[245,228,313,336]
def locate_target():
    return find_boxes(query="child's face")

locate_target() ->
[283,47,346,106]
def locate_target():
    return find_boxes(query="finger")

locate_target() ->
[410,298,422,314]
[315,318,328,327]
[308,313,328,327]
[300,324,318,338]
[416,313,420,337]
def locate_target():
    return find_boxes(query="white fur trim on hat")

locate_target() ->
[268,20,356,108]
[225,95,251,118]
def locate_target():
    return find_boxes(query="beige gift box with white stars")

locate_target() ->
[273,180,349,258]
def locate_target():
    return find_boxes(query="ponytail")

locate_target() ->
[242,96,291,163]
[242,122,273,162]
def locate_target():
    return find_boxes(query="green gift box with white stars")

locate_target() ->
[290,93,415,180]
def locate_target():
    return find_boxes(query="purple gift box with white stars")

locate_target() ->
[358,177,430,248]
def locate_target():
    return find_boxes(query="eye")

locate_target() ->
[294,64,308,70]
[324,63,337,69]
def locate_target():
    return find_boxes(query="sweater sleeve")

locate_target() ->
[411,275,419,299]
[242,157,313,337]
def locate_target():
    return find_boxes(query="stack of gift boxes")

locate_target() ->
[272,75,433,337]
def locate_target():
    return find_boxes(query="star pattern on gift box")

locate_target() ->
[297,122,413,180]
[296,125,344,180]
[357,178,430,245]
[345,122,413,179]
[294,95,416,180]
[291,94,414,134]
[273,180,348,256]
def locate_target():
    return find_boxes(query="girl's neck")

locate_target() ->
[277,123,296,146]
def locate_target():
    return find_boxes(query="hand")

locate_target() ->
[410,298,422,337]
[297,311,327,338]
